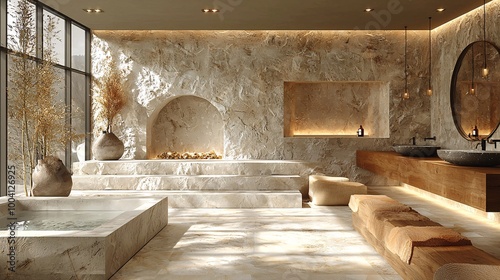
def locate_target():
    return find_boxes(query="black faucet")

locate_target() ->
[487,139,500,149]
[475,138,500,150]
[410,137,416,145]
[424,136,436,141]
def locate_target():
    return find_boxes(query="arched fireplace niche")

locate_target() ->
[147,95,224,159]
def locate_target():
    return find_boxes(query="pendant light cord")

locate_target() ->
[428,17,432,91]
[404,26,408,93]
[483,0,487,70]
[471,44,475,90]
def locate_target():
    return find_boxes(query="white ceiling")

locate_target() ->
[40,0,491,31]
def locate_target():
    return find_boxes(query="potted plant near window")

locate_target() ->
[92,59,128,160]
[8,0,76,196]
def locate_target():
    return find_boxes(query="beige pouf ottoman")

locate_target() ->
[309,175,349,203]
[309,175,367,206]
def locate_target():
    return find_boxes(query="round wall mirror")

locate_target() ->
[451,41,500,140]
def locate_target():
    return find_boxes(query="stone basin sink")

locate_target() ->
[392,145,440,157]
[437,150,500,167]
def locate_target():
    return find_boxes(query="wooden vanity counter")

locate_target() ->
[356,150,500,212]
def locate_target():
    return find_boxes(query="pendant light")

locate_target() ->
[427,17,432,96]
[403,26,409,100]
[482,0,489,77]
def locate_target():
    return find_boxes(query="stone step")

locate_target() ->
[72,159,318,176]
[72,174,307,192]
[69,190,302,208]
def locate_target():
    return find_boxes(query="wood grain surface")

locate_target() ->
[356,151,500,212]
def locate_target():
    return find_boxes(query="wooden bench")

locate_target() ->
[349,195,500,280]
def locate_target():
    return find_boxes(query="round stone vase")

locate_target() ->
[92,131,125,160]
[32,156,72,197]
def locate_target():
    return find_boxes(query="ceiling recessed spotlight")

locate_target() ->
[84,8,104,13]
[364,8,374,12]
[436,8,446,12]
[202,8,219,13]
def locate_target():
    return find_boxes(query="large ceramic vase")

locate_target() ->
[32,156,72,197]
[92,131,124,160]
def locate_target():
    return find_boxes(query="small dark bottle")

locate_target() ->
[357,125,364,137]
[472,126,479,137]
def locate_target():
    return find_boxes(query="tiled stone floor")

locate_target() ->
[110,186,500,279]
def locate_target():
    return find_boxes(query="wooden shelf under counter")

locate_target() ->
[356,150,500,212]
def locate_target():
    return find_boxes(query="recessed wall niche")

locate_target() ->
[284,81,390,138]
[148,95,224,159]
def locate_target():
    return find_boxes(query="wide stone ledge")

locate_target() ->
[68,190,302,208]
[73,159,318,176]
[72,174,307,192]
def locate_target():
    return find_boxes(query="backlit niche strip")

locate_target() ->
[283,81,390,138]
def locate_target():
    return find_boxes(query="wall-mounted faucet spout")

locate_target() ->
[474,141,484,150]
[424,136,436,141]
[474,138,500,150]
[487,139,500,149]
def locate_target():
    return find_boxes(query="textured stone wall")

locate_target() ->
[92,30,431,184]
[433,0,500,150]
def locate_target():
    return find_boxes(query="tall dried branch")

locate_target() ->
[35,14,81,158]
[94,60,128,132]
[7,0,82,196]
[7,0,38,196]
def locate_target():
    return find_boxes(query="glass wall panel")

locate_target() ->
[71,24,86,71]
[71,73,86,163]
[53,67,65,102]
[7,0,36,56]
[6,53,37,192]
[52,67,67,161]
[7,54,20,188]
[43,10,65,65]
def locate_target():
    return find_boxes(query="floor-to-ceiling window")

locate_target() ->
[0,0,91,196]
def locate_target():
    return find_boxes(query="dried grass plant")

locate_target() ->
[8,0,79,196]
[94,60,128,133]
[8,0,38,196]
